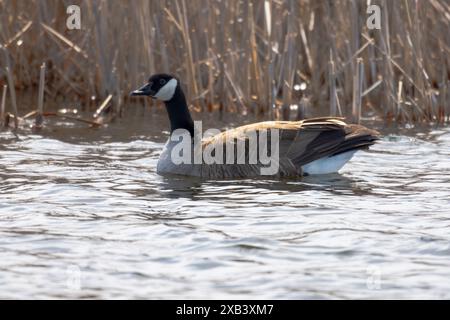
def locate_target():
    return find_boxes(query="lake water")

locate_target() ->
[1,108,449,299]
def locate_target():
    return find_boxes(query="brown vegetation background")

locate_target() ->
[1,0,450,123]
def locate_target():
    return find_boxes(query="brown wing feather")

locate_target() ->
[200,117,379,178]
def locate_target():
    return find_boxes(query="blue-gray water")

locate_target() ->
[1,110,449,299]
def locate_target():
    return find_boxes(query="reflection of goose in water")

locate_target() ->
[157,175,205,199]
[131,74,379,179]
[156,173,370,201]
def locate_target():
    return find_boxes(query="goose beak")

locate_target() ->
[130,83,155,97]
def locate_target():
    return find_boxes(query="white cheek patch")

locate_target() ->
[154,78,178,101]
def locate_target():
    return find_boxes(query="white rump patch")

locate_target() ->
[302,150,357,175]
[154,78,178,101]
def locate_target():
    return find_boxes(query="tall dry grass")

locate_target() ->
[0,0,449,124]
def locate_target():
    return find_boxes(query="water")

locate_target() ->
[1,109,450,299]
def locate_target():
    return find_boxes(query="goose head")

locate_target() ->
[130,73,178,101]
[130,74,194,136]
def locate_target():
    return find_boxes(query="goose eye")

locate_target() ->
[160,79,166,85]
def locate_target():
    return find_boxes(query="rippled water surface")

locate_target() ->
[1,110,450,299]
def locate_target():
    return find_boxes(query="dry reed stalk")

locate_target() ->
[281,0,297,120]
[362,79,382,98]
[1,85,7,126]
[446,81,450,123]
[439,47,448,124]
[368,39,377,84]
[177,0,199,105]
[265,0,275,119]
[41,112,102,127]
[381,0,394,122]
[4,21,33,48]
[5,67,19,129]
[396,80,404,122]
[35,62,46,127]
[41,23,88,59]
[329,52,337,116]
[22,110,38,119]
[335,38,373,76]
[92,3,113,98]
[224,69,245,112]
[216,1,227,109]
[299,20,313,74]
[250,2,265,114]
[297,96,310,120]
[352,58,364,124]
[93,94,113,119]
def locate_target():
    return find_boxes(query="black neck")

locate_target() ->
[164,85,194,137]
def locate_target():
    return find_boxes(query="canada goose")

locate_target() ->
[131,74,379,178]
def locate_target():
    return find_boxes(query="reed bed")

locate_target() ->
[0,0,449,125]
